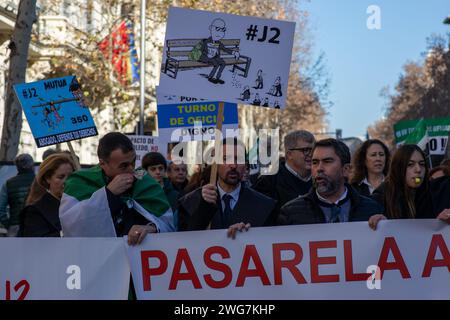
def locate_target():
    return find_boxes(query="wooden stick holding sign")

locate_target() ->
[207,102,224,230]
[209,102,224,185]
[67,141,81,170]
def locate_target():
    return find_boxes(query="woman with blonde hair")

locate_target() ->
[19,153,75,237]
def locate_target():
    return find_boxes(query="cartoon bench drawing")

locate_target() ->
[163,19,251,81]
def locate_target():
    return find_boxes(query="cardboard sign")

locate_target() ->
[127,135,167,168]
[126,220,450,300]
[158,7,295,109]
[14,76,98,147]
[157,89,238,143]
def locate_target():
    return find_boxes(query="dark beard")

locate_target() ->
[313,175,338,196]
[223,170,241,185]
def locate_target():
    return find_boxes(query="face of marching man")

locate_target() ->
[312,146,349,199]
[217,144,246,188]
[100,148,136,179]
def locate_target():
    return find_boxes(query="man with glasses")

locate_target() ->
[199,18,240,84]
[253,130,315,217]
[278,138,382,225]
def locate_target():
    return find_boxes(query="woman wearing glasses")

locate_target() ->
[350,139,390,197]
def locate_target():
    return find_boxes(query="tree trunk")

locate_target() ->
[0,0,37,161]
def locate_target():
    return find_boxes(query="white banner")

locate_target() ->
[127,220,450,300]
[0,238,130,300]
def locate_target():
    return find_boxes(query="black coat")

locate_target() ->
[178,185,277,231]
[351,182,371,197]
[371,182,435,219]
[278,184,383,225]
[20,192,61,237]
[253,162,312,215]
[430,176,450,216]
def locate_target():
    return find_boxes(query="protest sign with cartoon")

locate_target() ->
[159,7,295,109]
[13,76,97,148]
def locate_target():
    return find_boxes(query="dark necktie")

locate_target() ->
[222,194,233,226]
[330,205,341,223]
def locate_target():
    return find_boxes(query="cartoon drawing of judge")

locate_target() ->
[199,18,240,84]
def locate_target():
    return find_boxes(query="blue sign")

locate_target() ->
[157,101,238,129]
[14,76,98,147]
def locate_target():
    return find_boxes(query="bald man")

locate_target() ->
[199,18,240,84]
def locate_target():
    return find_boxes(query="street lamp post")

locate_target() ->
[139,0,146,135]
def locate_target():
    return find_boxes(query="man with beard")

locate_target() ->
[278,138,382,225]
[178,138,276,231]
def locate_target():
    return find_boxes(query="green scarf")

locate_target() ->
[64,165,169,217]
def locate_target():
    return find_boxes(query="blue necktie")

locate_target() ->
[222,194,233,226]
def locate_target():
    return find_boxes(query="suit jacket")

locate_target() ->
[178,185,277,231]
[253,161,312,215]
[278,184,383,225]
[20,192,61,237]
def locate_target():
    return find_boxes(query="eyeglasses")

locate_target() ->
[215,27,226,32]
[289,147,313,156]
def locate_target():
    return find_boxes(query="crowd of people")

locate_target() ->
[1,130,450,242]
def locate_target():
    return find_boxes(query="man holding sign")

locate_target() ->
[178,138,276,231]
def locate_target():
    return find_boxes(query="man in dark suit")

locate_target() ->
[279,138,383,225]
[253,130,315,218]
[178,138,276,231]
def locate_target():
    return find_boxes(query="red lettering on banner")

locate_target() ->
[4,280,30,300]
[273,243,307,285]
[141,250,168,291]
[169,248,202,290]
[422,234,450,277]
[5,281,10,300]
[377,237,411,279]
[344,240,371,281]
[203,246,233,289]
[309,240,339,283]
[236,245,271,287]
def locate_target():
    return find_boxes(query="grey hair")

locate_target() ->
[14,153,34,171]
[284,130,315,150]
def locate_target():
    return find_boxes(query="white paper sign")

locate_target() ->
[127,220,450,300]
[159,7,296,109]
[127,135,166,168]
